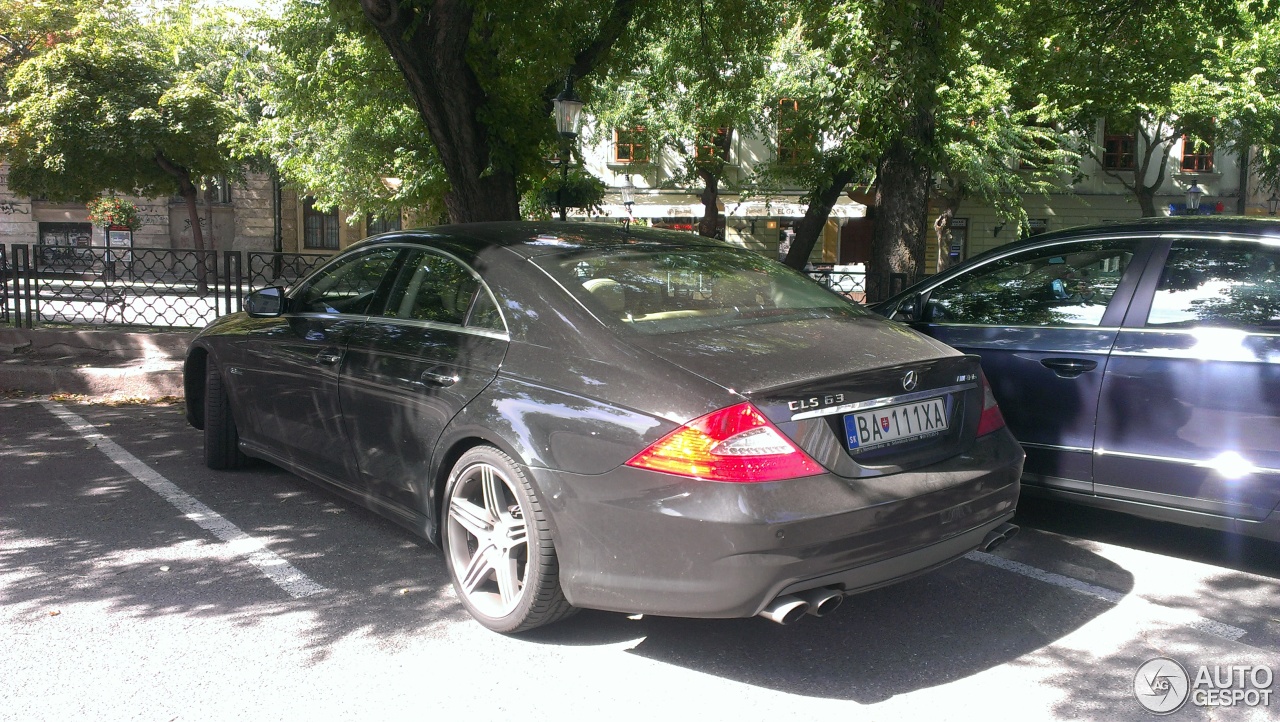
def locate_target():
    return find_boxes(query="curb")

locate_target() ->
[0,328,191,400]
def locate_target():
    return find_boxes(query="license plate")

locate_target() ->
[843,397,948,452]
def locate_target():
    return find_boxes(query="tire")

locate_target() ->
[204,360,248,470]
[441,446,575,633]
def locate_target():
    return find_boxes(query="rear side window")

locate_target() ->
[378,249,504,330]
[1146,241,1280,331]
[538,246,866,335]
[923,240,1138,327]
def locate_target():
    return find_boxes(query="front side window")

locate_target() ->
[1146,241,1280,331]
[367,213,402,236]
[539,246,868,335]
[924,240,1138,327]
[293,248,400,315]
[379,250,501,329]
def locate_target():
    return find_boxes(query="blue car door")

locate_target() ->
[906,236,1155,493]
[1095,236,1280,522]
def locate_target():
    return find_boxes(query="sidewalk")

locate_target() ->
[0,328,191,400]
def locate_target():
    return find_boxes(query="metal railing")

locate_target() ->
[4,244,331,329]
[805,268,919,305]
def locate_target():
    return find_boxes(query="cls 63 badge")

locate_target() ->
[788,394,845,412]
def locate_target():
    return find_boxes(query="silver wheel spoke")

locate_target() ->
[495,551,521,606]
[449,498,492,539]
[460,546,495,595]
[480,465,504,519]
[505,517,527,547]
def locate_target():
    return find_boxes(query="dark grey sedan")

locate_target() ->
[874,217,1280,542]
[184,222,1022,632]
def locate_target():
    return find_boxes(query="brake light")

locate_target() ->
[976,370,1006,437]
[626,402,824,482]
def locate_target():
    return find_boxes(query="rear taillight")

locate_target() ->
[625,402,824,482]
[976,370,1006,437]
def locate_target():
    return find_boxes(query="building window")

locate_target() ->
[303,197,340,250]
[614,126,649,164]
[1181,136,1214,172]
[695,127,730,163]
[366,213,402,236]
[211,175,232,203]
[39,222,92,247]
[1102,126,1135,170]
[777,99,805,164]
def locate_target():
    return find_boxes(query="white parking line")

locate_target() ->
[41,400,329,599]
[966,550,1247,641]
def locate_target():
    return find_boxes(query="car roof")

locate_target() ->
[1008,215,1280,246]
[352,221,728,259]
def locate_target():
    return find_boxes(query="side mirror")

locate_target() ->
[245,287,286,317]
[892,296,921,322]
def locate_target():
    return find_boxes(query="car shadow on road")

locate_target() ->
[519,531,1131,703]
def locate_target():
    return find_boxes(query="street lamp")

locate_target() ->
[1185,183,1203,215]
[1268,193,1279,216]
[620,174,635,229]
[552,73,584,221]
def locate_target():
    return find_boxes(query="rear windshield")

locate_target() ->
[535,245,868,335]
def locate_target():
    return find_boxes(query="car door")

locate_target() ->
[907,236,1153,493]
[339,247,509,510]
[1095,236,1280,521]
[229,247,402,482]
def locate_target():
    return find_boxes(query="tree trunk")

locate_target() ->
[783,164,859,270]
[696,169,719,238]
[358,0,638,224]
[154,151,208,293]
[867,0,943,296]
[359,0,519,222]
[870,144,930,285]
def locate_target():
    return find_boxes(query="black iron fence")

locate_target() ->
[4,244,332,329]
[804,267,919,305]
[2,243,921,329]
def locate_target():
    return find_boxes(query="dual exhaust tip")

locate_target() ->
[759,522,1021,625]
[758,587,844,625]
[979,522,1020,553]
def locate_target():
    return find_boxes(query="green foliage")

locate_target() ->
[527,169,607,217]
[240,1,448,220]
[86,196,140,229]
[0,4,237,201]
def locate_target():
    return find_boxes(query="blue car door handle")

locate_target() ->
[1040,357,1098,379]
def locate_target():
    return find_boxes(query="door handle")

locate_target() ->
[315,351,341,365]
[1040,357,1097,379]
[417,369,459,387]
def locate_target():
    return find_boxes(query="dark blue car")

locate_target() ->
[873,217,1280,541]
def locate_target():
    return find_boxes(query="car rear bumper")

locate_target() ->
[530,428,1024,618]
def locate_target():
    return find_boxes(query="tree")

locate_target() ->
[589,0,780,238]
[240,1,447,222]
[0,7,240,290]
[349,0,644,223]
[1019,1,1249,216]
[0,0,116,100]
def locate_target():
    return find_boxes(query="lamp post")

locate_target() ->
[552,73,584,221]
[1185,183,1203,215]
[1268,193,1279,216]
[620,174,635,229]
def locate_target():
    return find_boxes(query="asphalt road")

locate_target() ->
[2,395,1278,721]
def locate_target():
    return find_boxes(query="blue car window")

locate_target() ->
[1146,241,1280,331]
[924,240,1138,326]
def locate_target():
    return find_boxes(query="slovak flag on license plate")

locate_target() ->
[880,417,891,432]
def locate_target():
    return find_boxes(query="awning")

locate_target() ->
[576,195,866,219]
